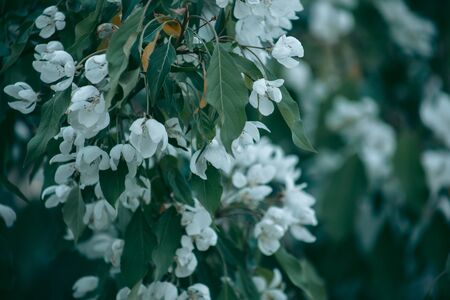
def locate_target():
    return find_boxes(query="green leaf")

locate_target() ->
[0,236,14,290]
[159,156,194,206]
[24,89,71,166]
[62,185,86,242]
[115,67,142,108]
[0,172,30,204]
[122,0,141,20]
[216,228,259,298]
[106,5,147,107]
[146,42,176,106]
[152,207,182,280]
[99,160,127,206]
[216,229,246,268]
[217,282,239,300]
[264,69,315,152]
[445,253,450,273]
[121,209,156,287]
[229,53,263,80]
[277,85,316,152]
[67,0,106,59]
[275,247,327,300]
[206,44,248,151]
[0,23,34,75]
[393,131,428,215]
[237,268,260,299]
[191,167,223,215]
[321,155,367,240]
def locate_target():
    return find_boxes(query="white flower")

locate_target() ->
[421,92,450,148]
[35,6,66,39]
[357,120,396,180]
[116,287,131,300]
[175,237,198,278]
[105,239,124,268]
[54,126,85,154]
[85,54,108,84]
[116,285,147,300]
[0,204,16,228]
[72,276,98,299]
[254,207,296,255]
[253,269,287,300]
[75,146,110,187]
[110,144,143,177]
[283,179,317,226]
[233,0,303,62]
[119,176,151,211]
[174,247,197,278]
[3,82,38,114]
[32,50,74,91]
[230,164,276,207]
[76,233,115,260]
[232,121,270,156]
[190,138,232,180]
[422,151,450,195]
[51,153,76,184]
[233,137,300,183]
[68,85,110,138]
[272,35,304,68]
[34,41,64,58]
[84,199,117,230]
[146,281,178,300]
[178,283,211,300]
[193,227,218,251]
[181,203,212,236]
[249,79,284,116]
[289,224,316,243]
[42,184,71,208]
[254,217,285,256]
[309,1,354,44]
[129,118,168,158]
[180,202,217,251]
[34,41,64,60]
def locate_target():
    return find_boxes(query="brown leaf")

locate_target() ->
[111,10,122,26]
[163,21,182,38]
[141,30,161,72]
[155,14,182,38]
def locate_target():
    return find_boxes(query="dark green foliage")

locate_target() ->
[121,208,156,287]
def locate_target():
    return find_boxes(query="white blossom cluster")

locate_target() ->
[326,96,396,182]
[1,1,318,297]
[116,282,210,300]
[374,0,436,57]
[72,276,211,300]
[175,201,218,278]
[420,84,450,220]
[309,0,355,44]
[215,0,305,68]
[253,269,288,300]
[225,137,318,255]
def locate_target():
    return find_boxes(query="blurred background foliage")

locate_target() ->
[0,0,449,299]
